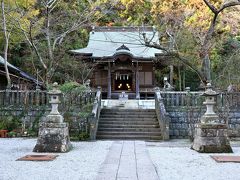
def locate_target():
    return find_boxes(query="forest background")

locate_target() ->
[0,0,240,90]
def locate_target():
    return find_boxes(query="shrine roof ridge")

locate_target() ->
[93,26,155,32]
[0,56,42,85]
[70,26,163,60]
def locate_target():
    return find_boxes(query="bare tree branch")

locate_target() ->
[203,0,218,14]
[218,1,240,13]
[1,0,11,88]
[29,22,48,70]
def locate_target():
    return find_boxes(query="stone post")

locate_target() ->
[36,85,40,106]
[191,83,232,153]
[33,82,72,152]
[135,61,140,99]
[107,62,111,99]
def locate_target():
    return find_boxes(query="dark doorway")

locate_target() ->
[114,73,133,91]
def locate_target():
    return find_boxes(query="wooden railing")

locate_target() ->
[89,87,102,140]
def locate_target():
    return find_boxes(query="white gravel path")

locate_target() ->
[1,139,240,180]
[0,138,113,180]
[146,140,240,180]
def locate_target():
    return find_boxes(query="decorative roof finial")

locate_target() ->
[116,44,130,51]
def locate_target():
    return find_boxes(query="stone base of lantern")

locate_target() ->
[192,123,232,153]
[33,115,72,153]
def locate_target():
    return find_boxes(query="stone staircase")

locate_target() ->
[97,109,162,140]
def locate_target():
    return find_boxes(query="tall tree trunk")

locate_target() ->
[46,6,54,84]
[201,0,240,84]
[1,1,11,89]
[199,13,218,83]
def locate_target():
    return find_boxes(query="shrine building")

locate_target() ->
[70,26,176,99]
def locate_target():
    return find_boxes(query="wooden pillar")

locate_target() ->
[107,62,111,99]
[136,61,140,99]
[169,65,174,86]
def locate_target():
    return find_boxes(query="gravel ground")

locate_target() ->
[1,138,240,180]
[146,140,240,180]
[0,138,113,180]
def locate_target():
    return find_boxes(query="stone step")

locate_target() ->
[97,108,161,140]
[97,131,161,136]
[100,111,156,115]
[98,124,160,128]
[98,121,159,125]
[98,127,161,132]
[101,109,155,112]
[96,134,162,140]
[100,114,157,118]
[99,117,157,121]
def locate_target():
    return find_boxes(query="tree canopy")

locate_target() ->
[0,0,240,90]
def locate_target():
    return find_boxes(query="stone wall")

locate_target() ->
[166,106,240,139]
[0,107,89,138]
[0,107,48,130]
[227,108,240,137]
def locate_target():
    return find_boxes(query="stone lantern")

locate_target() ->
[192,83,232,153]
[201,83,219,124]
[48,82,62,118]
[33,82,72,152]
[163,77,173,91]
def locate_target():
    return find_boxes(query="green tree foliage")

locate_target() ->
[212,37,240,89]
[1,0,240,89]
[1,0,114,85]
[0,0,39,47]
[151,0,240,86]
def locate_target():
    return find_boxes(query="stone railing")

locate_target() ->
[159,90,240,139]
[216,92,240,109]
[0,89,96,136]
[0,89,95,110]
[154,87,170,140]
[0,89,48,107]
[160,91,204,107]
[160,91,240,109]
[89,87,102,140]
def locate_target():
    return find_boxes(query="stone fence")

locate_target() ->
[160,91,240,108]
[1,89,240,140]
[159,91,240,139]
[0,89,95,135]
[0,89,95,108]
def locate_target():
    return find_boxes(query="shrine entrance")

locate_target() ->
[114,71,133,91]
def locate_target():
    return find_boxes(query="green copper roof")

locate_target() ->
[0,56,19,71]
[70,27,163,59]
[0,56,40,84]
